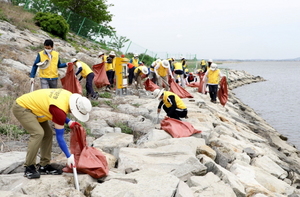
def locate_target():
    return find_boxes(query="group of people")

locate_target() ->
[13,38,223,180]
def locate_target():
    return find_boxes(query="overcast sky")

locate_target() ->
[107,0,300,60]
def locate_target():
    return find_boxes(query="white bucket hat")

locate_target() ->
[70,58,77,63]
[69,94,92,122]
[210,63,218,71]
[162,60,169,68]
[98,51,104,56]
[152,88,165,99]
[141,66,149,74]
[109,51,116,56]
[36,60,49,69]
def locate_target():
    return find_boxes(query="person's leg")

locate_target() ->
[208,85,214,101]
[86,73,95,97]
[39,121,53,166]
[40,78,49,89]
[180,74,186,88]
[157,76,163,89]
[211,85,218,102]
[128,67,134,85]
[106,70,112,89]
[163,105,180,120]
[162,76,169,91]
[111,71,115,88]
[48,79,58,88]
[137,75,142,89]
[12,102,44,166]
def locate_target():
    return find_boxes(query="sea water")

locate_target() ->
[219,61,300,149]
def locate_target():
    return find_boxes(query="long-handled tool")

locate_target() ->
[72,165,80,191]
[30,82,34,92]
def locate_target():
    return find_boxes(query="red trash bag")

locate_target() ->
[169,79,193,98]
[161,117,201,138]
[63,125,109,179]
[61,63,82,94]
[218,76,228,106]
[197,72,206,94]
[144,78,160,92]
[92,63,110,89]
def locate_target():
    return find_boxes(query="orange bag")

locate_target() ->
[218,76,228,106]
[197,73,206,94]
[143,78,160,92]
[168,78,194,98]
[61,63,82,94]
[161,117,201,138]
[92,63,110,88]
[63,125,109,179]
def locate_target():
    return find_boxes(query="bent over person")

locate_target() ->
[30,39,67,89]
[12,89,92,179]
[153,88,188,120]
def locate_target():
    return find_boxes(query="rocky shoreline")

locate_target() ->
[1,20,300,197]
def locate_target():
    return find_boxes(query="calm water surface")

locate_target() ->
[220,61,300,149]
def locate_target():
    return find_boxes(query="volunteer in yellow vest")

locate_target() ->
[153,88,188,120]
[134,64,149,89]
[200,59,207,73]
[167,57,175,72]
[97,51,107,64]
[173,61,186,88]
[12,89,92,179]
[149,59,160,84]
[30,39,67,89]
[202,63,223,104]
[154,59,174,91]
[181,56,187,70]
[105,51,116,90]
[129,53,139,67]
[71,58,99,100]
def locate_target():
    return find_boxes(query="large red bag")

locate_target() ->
[61,63,82,94]
[160,117,201,138]
[218,76,228,106]
[168,78,193,98]
[92,62,110,89]
[197,72,206,94]
[63,125,109,179]
[143,78,160,92]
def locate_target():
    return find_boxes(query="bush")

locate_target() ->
[34,12,69,40]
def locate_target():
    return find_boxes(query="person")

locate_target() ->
[127,62,136,86]
[202,63,223,103]
[180,56,187,70]
[70,58,99,100]
[148,60,159,84]
[129,53,139,68]
[30,39,67,89]
[97,51,106,64]
[186,72,198,84]
[153,88,188,120]
[207,59,213,69]
[12,88,92,179]
[173,61,186,88]
[154,59,174,91]
[134,64,149,89]
[167,57,175,72]
[105,51,116,90]
[200,59,207,73]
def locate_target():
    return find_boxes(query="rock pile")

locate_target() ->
[1,20,300,197]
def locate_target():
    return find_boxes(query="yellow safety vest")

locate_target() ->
[163,91,186,109]
[76,61,93,78]
[134,65,147,76]
[131,58,139,67]
[201,60,206,66]
[207,69,221,84]
[38,50,59,78]
[16,89,71,123]
[106,56,116,71]
[157,63,168,77]
[174,62,183,70]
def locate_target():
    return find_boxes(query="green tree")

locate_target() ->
[50,0,113,25]
[108,34,130,53]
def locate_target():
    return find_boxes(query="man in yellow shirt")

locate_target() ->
[105,51,116,90]
[12,89,92,179]
[134,64,149,89]
[202,63,223,103]
[71,58,99,100]
[153,88,188,120]
[30,39,67,89]
[154,60,174,91]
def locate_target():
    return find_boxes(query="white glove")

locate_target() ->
[67,154,75,167]
[30,78,35,84]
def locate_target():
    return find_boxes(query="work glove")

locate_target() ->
[30,78,35,84]
[68,120,81,129]
[67,154,75,168]
[67,62,73,67]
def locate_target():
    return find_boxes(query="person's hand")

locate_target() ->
[67,154,75,168]
[30,78,35,84]
[67,62,73,67]
[68,120,81,129]
[157,108,161,114]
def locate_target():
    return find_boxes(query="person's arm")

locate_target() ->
[154,64,160,77]
[157,100,164,113]
[58,57,67,68]
[168,68,174,79]
[30,54,41,78]
[166,95,177,117]
[75,62,83,76]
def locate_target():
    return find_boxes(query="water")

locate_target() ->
[219,61,300,149]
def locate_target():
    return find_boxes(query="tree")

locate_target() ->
[50,0,113,25]
[108,34,130,53]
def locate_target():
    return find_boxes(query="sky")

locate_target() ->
[106,0,300,60]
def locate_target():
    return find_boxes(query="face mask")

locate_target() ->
[45,49,52,54]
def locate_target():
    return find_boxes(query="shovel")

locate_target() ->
[30,82,34,92]
[72,165,80,191]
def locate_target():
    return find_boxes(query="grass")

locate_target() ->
[114,122,133,134]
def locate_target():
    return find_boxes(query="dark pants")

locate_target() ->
[106,70,115,88]
[128,67,135,85]
[208,84,218,102]
[86,73,95,97]
[163,105,187,120]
